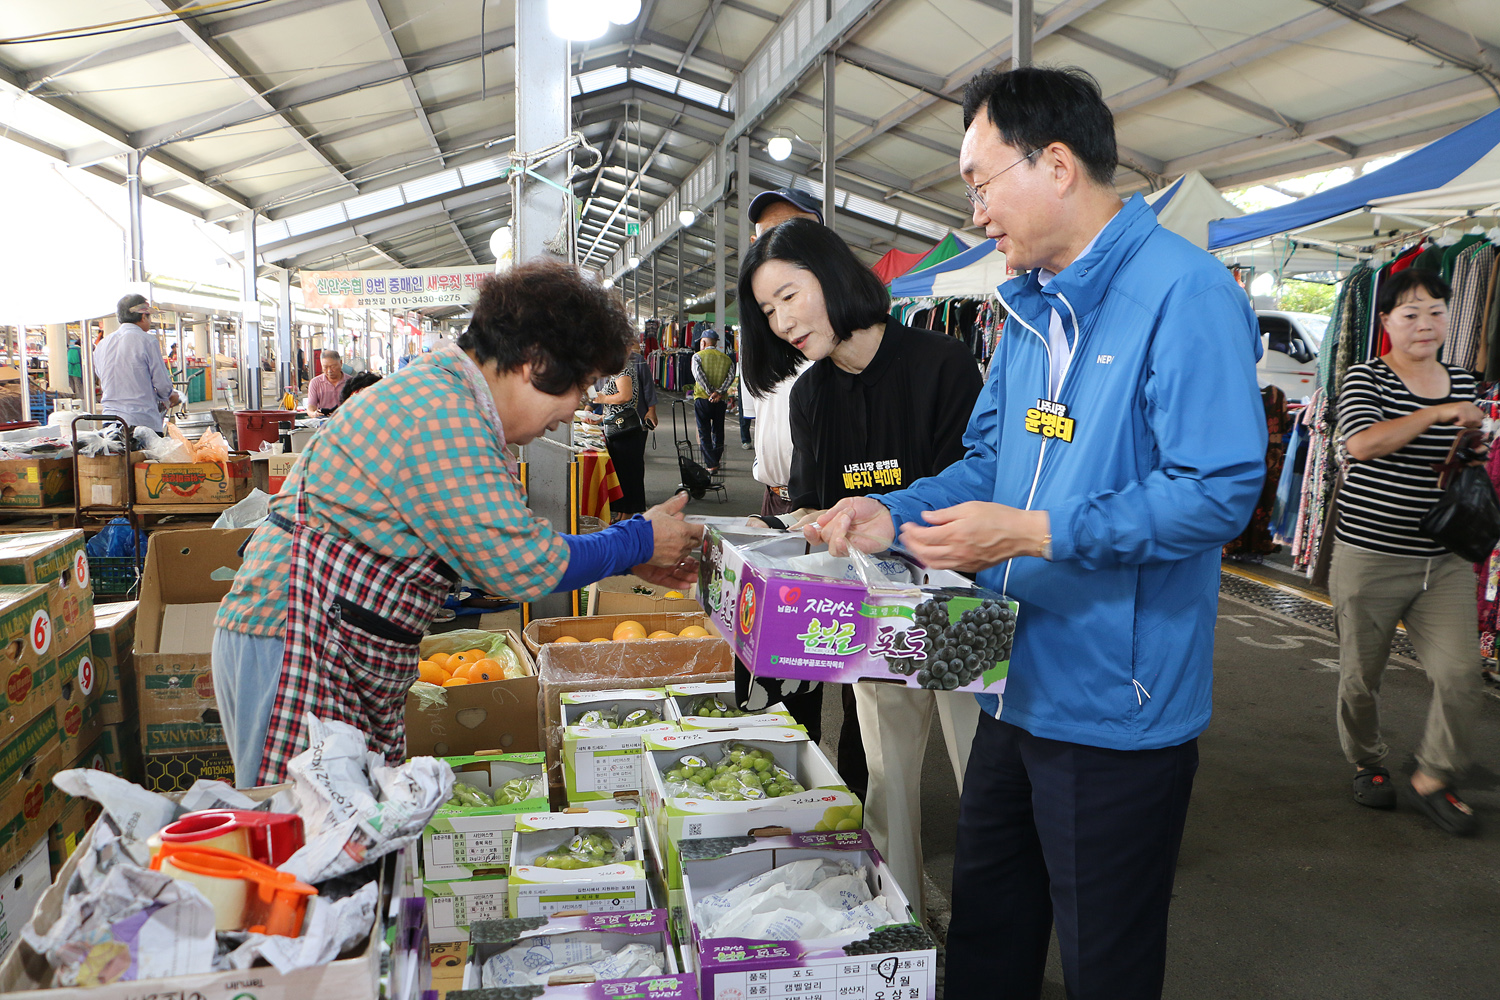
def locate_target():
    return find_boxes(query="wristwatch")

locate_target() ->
[1041,532,1053,561]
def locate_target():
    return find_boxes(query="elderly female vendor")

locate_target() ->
[214,261,702,786]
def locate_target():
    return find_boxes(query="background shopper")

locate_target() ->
[811,66,1266,1000]
[739,217,984,918]
[95,294,178,432]
[214,261,702,787]
[594,365,649,516]
[1332,267,1484,835]
[691,329,735,472]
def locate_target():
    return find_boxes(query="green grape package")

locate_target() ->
[698,529,1018,695]
[507,811,650,918]
[422,752,549,882]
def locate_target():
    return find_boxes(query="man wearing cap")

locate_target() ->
[748,187,823,241]
[95,294,178,432]
[691,330,735,473]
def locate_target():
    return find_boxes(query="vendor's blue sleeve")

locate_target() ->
[552,517,656,593]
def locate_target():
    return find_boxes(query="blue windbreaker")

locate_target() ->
[880,194,1267,750]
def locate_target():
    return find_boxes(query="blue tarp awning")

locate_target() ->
[1208,107,1500,250]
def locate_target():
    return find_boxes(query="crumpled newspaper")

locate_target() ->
[276,715,454,883]
[52,770,181,867]
[699,859,895,941]
[22,824,216,987]
[482,938,664,987]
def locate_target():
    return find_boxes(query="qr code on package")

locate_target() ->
[687,822,703,837]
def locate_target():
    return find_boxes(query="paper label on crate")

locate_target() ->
[573,748,644,794]
[530,889,643,915]
[428,830,511,867]
[28,608,51,656]
[429,888,508,928]
[73,550,89,590]
[708,952,936,999]
[76,654,95,696]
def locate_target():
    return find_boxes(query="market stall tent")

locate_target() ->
[909,234,971,273]
[890,239,1009,298]
[1208,108,1500,252]
[872,247,929,285]
[1144,172,1243,249]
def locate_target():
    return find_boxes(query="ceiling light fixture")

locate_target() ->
[607,0,642,24]
[679,208,696,226]
[628,254,641,269]
[767,133,792,161]
[548,0,607,40]
[602,277,615,289]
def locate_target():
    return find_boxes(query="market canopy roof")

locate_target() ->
[1145,171,1243,249]
[1209,106,1500,250]
[2,1,1498,312]
[872,247,928,285]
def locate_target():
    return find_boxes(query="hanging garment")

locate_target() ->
[1443,241,1495,372]
[1225,385,1291,559]
[257,487,455,783]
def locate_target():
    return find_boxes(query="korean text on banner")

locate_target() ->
[300,267,494,310]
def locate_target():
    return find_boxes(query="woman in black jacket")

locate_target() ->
[737,218,983,917]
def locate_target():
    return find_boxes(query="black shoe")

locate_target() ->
[1352,766,1396,809]
[1402,783,1480,836]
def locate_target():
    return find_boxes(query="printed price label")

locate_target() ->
[714,954,934,1000]
[74,551,89,590]
[77,656,95,696]
[30,609,51,656]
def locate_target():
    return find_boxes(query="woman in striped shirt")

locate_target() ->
[1332,268,1486,835]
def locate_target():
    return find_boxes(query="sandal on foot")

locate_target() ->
[1352,766,1396,809]
[1402,783,1479,836]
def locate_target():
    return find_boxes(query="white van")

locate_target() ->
[1256,310,1328,399]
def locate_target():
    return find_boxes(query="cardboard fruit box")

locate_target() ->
[90,601,137,728]
[700,528,1019,696]
[75,451,143,509]
[0,531,95,655]
[559,689,676,805]
[681,832,934,1000]
[663,681,796,731]
[250,452,300,495]
[522,612,718,656]
[406,629,540,758]
[132,454,251,505]
[53,637,105,765]
[421,875,510,944]
[451,910,697,998]
[0,586,59,747]
[0,457,72,509]
[585,574,702,617]
[640,727,861,893]
[0,707,64,875]
[507,810,650,918]
[423,751,549,881]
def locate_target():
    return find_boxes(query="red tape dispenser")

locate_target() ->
[156,810,304,867]
[151,845,318,936]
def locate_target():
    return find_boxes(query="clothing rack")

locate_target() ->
[890,295,1005,366]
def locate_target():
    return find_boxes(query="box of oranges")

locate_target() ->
[521,612,717,655]
[405,630,542,758]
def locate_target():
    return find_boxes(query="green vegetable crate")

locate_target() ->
[421,752,548,882]
[560,688,677,806]
[663,680,797,730]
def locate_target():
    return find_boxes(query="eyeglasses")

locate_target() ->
[964,148,1041,210]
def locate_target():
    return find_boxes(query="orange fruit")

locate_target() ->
[442,677,470,687]
[590,637,610,643]
[470,658,503,682]
[612,620,648,641]
[554,636,580,644]
[464,648,487,660]
[450,662,476,682]
[647,630,676,639]
[449,651,476,668]
[429,652,451,670]
[417,660,445,684]
[678,625,710,638]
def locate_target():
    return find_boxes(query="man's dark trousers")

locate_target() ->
[946,712,1198,1000]
[695,397,727,469]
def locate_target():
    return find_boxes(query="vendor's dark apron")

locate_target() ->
[257,488,455,784]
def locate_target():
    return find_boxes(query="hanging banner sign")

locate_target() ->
[300,266,494,309]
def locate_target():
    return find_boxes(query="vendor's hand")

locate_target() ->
[168,390,181,405]
[632,561,699,591]
[899,502,1049,572]
[787,509,826,532]
[1432,402,1485,429]
[807,497,894,555]
[640,491,703,583]
[646,406,658,430]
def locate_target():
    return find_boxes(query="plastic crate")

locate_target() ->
[88,555,139,596]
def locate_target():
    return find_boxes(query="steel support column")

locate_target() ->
[277,270,294,396]
[242,211,262,409]
[676,230,685,327]
[737,135,752,262]
[822,52,836,231]
[714,205,726,332]
[126,151,145,283]
[513,0,572,264]
[1015,0,1034,68]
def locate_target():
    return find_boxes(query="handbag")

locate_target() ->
[603,404,643,439]
[1420,462,1500,564]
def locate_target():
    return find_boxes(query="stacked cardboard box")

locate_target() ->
[133,528,252,790]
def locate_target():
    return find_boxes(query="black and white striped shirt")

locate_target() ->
[1335,359,1477,557]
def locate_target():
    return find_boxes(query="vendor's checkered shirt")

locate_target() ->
[216,354,568,637]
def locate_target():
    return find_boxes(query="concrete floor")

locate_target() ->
[642,401,1500,999]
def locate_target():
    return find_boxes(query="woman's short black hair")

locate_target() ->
[962,65,1117,188]
[736,218,890,395]
[337,370,382,406]
[460,259,632,395]
[1377,267,1451,316]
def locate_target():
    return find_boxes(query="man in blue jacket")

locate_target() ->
[813,67,1266,999]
